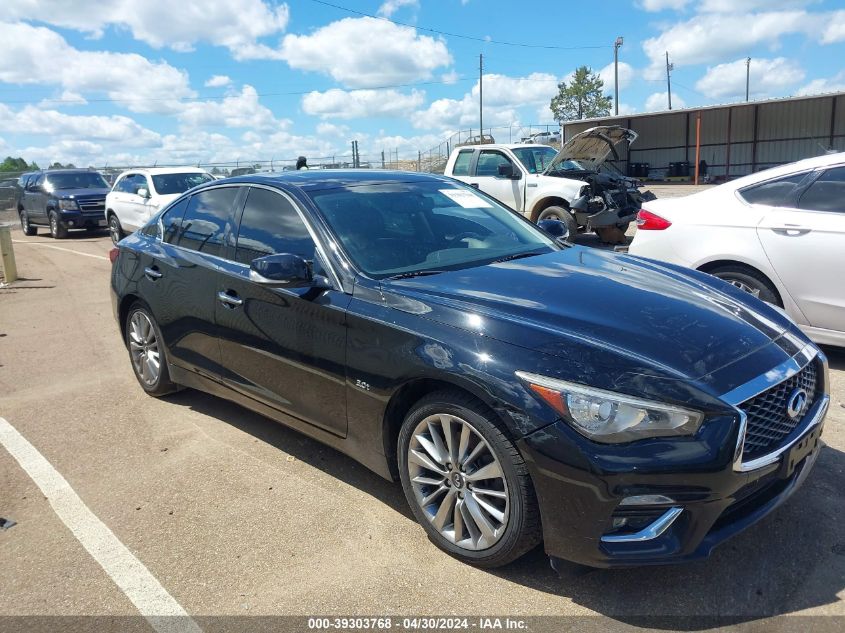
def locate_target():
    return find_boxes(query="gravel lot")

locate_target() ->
[0,184,843,631]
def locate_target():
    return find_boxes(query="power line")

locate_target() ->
[308,0,611,50]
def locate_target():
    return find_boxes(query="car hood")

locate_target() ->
[544,126,637,174]
[382,248,798,393]
[55,188,110,198]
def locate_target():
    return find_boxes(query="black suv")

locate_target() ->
[19,169,111,238]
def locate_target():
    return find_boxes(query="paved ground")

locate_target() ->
[0,224,843,631]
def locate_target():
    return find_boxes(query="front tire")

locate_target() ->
[708,264,781,306]
[20,211,36,236]
[398,391,541,568]
[49,211,68,239]
[108,213,125,245]
[537,206,577,243]
[125,303,178,397]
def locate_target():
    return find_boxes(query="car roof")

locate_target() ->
[721,151,845,191]
[116,167,210,176]
[41,169,102,175]
[456,143,554,151]
[209,169,458,193]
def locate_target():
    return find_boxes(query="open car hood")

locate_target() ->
[544,125,637,174]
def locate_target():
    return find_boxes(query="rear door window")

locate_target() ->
[797,167,845,213]
[451,150,473,176]
[738,172,810,207]
[173,187,238,256]
[161,198,188,244]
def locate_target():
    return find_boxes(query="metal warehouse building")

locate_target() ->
[562,92,845,182]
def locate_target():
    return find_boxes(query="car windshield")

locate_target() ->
[309,181,556,279]
[151,172,214,195]
[512,147,558,174]
[45,172,108,190]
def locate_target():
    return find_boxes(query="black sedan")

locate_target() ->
[110,171,830,568]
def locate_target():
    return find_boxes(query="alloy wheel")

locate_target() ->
[50,214,58,237]
[20,213,29,232]
[109,216,121,245]
[725,278,762,298]
[407,413,509,550]
[128,311,161,386]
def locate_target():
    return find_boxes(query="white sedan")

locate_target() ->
[629,152,845,347]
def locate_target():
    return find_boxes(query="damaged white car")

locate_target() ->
[444,125,654,241]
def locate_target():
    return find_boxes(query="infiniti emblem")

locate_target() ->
[786,388,808,420]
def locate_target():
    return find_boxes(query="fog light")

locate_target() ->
[68,220,76,227]
[619,494,675,506]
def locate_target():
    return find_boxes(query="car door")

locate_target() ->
[25,174,47,222]
[214,185,352,437]
[470,149,523,211]
[123,174,149,231]
[139,186,243,379]
[110,174,135,229]
[448,149,475,186]
[756,165,845,333]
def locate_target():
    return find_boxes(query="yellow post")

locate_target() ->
[0,224,18,283]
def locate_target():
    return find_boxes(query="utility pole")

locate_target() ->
[665,51,674,110]
[479,53,483,139]
[614,36,624,116]
[745,57,751,102]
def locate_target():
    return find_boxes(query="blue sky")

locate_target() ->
[1,0,844,168]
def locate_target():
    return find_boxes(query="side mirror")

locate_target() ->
[136,187,150,199]
[537,219,570,244]
[497,163,521,180]
[249,253,314,288]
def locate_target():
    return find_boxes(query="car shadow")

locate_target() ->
[165,388,844,625]
[821,345,845,371]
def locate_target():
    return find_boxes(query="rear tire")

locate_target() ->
[708,264,781,306]
[398,390,542,568]
[125,302,178,397]
[108,213,125,245]
[537,206,577,243]
[20,211,36,236]
[49,211,67,239]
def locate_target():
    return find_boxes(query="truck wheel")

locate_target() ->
[49,211,68,239]
[537,206,577,243]
[20,211,37,236]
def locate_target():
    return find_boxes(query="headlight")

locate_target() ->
[516,371,703,443]
[59,199,78,210]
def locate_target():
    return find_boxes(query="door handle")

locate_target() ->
[144,266,162,281]
[771,225,811,236]
[217,290,243,308]
[469,183,480,189]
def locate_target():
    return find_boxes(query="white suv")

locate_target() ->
[106,168,213,244]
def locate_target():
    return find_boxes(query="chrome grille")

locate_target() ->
[78,199,105,212]
[739,362,818,461]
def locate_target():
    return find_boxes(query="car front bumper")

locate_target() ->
[59,209,107,229]
[519,392,829,568]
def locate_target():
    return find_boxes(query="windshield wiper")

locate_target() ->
[492,251,543,263]
[384,270,447,280]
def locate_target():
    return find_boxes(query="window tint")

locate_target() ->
[34,174,45,189]
[45,172,108,190]
[798,167,845,213]
[475,151,513,177]
[739,172,808,207]
[161,198,188,244]
[176,187,237,256]
[152,172,214,195]
[512,147,558,174]
[235,188,316,266]
[452,150,473,176]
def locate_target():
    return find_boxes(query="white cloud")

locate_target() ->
[698,0,816,11]
[0,22,194,114]
[821,10,845,44]
[2,1,290,60]
[441,70,461,84]
[204,75,232,88]
[695,57,804,99]
[639,0,689,11]
[645,92,686,111]
[641,11,814,79]
[280,17,451,88]
[177,86,288,131]
[301,89,425,119]
[377,0,419,17]
[470,73,559,107]
[796,71,845,96]
[316,122,351,137]
[0,105,162,147]
[598,62,635,92]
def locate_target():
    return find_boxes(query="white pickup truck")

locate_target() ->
[443,126,654,241]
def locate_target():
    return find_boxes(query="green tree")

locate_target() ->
[550,66,612,122]
[0,156,38,172]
